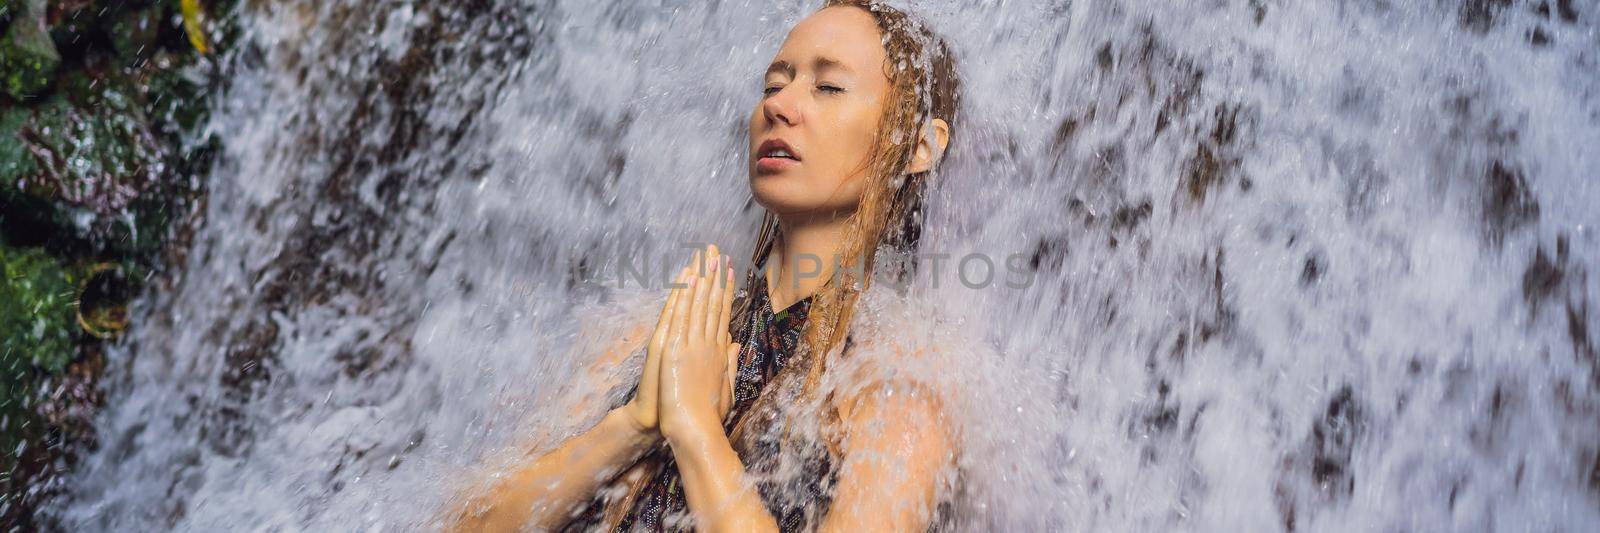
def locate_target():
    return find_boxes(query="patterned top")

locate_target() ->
[566,279,822,532]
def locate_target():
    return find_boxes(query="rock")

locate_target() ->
[111,6,163,66]
[0,104,41,182]
[0,0,59,100]
[0,74,168,255]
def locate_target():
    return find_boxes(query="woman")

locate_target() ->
[448,1,960,530]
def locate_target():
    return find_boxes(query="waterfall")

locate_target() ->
[47,1,1600,531]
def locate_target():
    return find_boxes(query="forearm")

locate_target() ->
[666,415,779,533]
[449,408,658,532]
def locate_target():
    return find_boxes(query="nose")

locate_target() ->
[762,87,800,127]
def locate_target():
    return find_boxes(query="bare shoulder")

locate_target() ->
[822,379,956,533]
[836,378,954,458]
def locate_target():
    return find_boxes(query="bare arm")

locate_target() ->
[447,408,657,532]
[444,315,653,532]
[818,383,952,533]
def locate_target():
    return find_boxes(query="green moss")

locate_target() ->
[0,0,58,100]
[0,106,38,185]
[0,246,79,373]
[110,6,163,65]
[1,82,168,254]
[0,0,233,524]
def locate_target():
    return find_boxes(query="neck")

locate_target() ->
[764,211,852,312]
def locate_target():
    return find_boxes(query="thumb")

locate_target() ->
[724,343,741,400]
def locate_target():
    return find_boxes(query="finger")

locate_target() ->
[717,256,734,345]
[670,252,699,345]
[704,251,727,339]
[725,342,740,403]
[651,267,687,351]
[651,270,689,364]
[689,246,715,341]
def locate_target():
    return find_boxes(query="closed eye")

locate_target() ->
[818,84,845,94]
[763,85,784,96]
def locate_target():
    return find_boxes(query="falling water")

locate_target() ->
[42,0,1600,531]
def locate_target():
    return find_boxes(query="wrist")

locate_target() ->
[661,409,725,449]
[605,408,660,450]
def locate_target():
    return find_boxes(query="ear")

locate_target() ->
[905,118,951,175]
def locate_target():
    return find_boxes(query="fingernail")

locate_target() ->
[690,277,697,287]
[710,254,719,270]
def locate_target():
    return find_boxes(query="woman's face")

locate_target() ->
[748,6,890,219]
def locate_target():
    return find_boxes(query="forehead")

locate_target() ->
[775,6,886,70]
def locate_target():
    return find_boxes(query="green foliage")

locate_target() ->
[0,0,239,525]
[0,245,79,375]
[0,105,38,184]
[0,0,57,99]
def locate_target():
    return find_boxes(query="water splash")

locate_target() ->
[45,1,1600,531]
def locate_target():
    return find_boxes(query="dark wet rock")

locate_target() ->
[1181,105,1251,204]
[1110,200,1151,232]
[1249,0,1267,24]
[1027,234,1070,272]
[1309,386,1363,495]
[1436,93,1541,245]
[1521,239,1566,316]
[0,0,223,257]
[1557,0,1579,22]
[1481,160,1539,244]
[0,86,169,256]
[1516,235,1596,384]
[160,0,537,481]
[1469,381,1520,453]
[1459,0,1512,33]
[1328,142,1387,218]
[1569,302,1597,381]
[1077,24,1205,143]
[1300,252,1324,286]
[1053,112,1084,151]
[1276,386,1366,530]
[46,0,106,58]
[1589,448,1600,495]
[110,5,164,65]
[1535,0,1582,23]
[1108,199,1151,249]
[1130,378,1193,466]
[9,88,160,214]
[1201,247,1237,343]
[1528,26,1551,46]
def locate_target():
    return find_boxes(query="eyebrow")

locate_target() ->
[764,57,853,77]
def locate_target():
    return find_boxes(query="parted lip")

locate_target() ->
[756,138,802,161]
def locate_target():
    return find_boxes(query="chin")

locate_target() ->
[748,175,800,207]
[749,172,862,217]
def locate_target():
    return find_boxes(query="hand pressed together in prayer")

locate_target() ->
[623,244,740,439]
